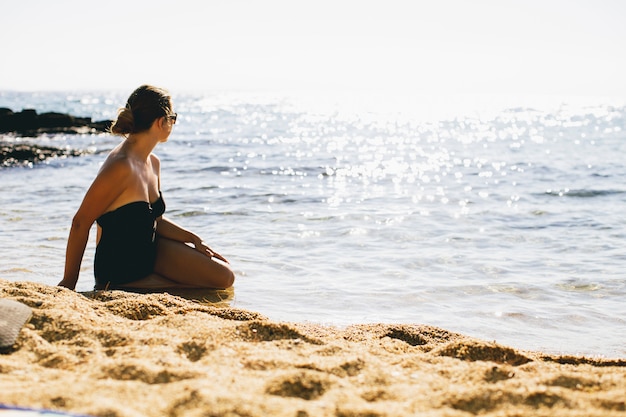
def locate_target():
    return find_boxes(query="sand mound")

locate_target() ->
[0,279,624,416]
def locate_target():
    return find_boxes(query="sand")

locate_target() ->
[0,279,624,417]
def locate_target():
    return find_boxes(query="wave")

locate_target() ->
[542,189,625,198]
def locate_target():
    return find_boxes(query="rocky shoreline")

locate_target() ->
[0,108,111,167]
[0,108,111,136]
[0,142,88,167]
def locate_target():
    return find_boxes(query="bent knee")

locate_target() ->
[219,267,235,289]
[209,257,235,288]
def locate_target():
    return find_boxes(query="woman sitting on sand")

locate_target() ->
[58,85,234,291]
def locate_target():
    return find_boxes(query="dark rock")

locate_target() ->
[38,112,75,128]
[0,142,88,167]
[0,108,109,166]
[88,119,113,132]
[0,108,112,136]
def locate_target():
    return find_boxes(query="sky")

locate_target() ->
[1,0,625,99]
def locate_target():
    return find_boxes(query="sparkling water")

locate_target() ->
[1,90,625,357]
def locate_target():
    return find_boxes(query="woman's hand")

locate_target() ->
[57,278,77,290]
[193,238,230,264]
[156,218,231,264]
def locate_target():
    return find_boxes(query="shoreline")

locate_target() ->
[0,140,90,167]
[0,107,111,167]
[1,279,624,417]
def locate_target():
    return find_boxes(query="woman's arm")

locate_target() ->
[58,214,92,290]
[151,154,229,264]
[58,160,130,289]
[156,216,230,264]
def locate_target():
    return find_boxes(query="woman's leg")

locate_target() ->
[151,237,235,289]
[114,274,203,290]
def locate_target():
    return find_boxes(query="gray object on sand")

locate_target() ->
[0,298,32,350]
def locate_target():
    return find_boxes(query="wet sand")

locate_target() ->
[0,279,624,416]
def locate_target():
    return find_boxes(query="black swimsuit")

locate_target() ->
[94,192,166,288]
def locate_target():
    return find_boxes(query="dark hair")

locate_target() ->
[110,85,172,135]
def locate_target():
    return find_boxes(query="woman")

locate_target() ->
[58,85,234,291]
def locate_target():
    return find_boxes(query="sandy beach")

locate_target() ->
[0,279,624,417]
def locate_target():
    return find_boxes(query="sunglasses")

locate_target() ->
[167,113,178,123]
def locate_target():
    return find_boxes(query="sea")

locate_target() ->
[1,89,625,358]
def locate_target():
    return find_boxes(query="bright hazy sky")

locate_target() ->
[1,0,625,98]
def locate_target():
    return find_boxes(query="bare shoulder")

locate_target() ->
[76,153,132,220]
[96,153,133,185]
[150,153,161,166]
[150,153,161,174]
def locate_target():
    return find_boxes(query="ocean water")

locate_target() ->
[1,90,625,358]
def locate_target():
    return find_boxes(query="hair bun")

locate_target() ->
[110,107,135,135]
